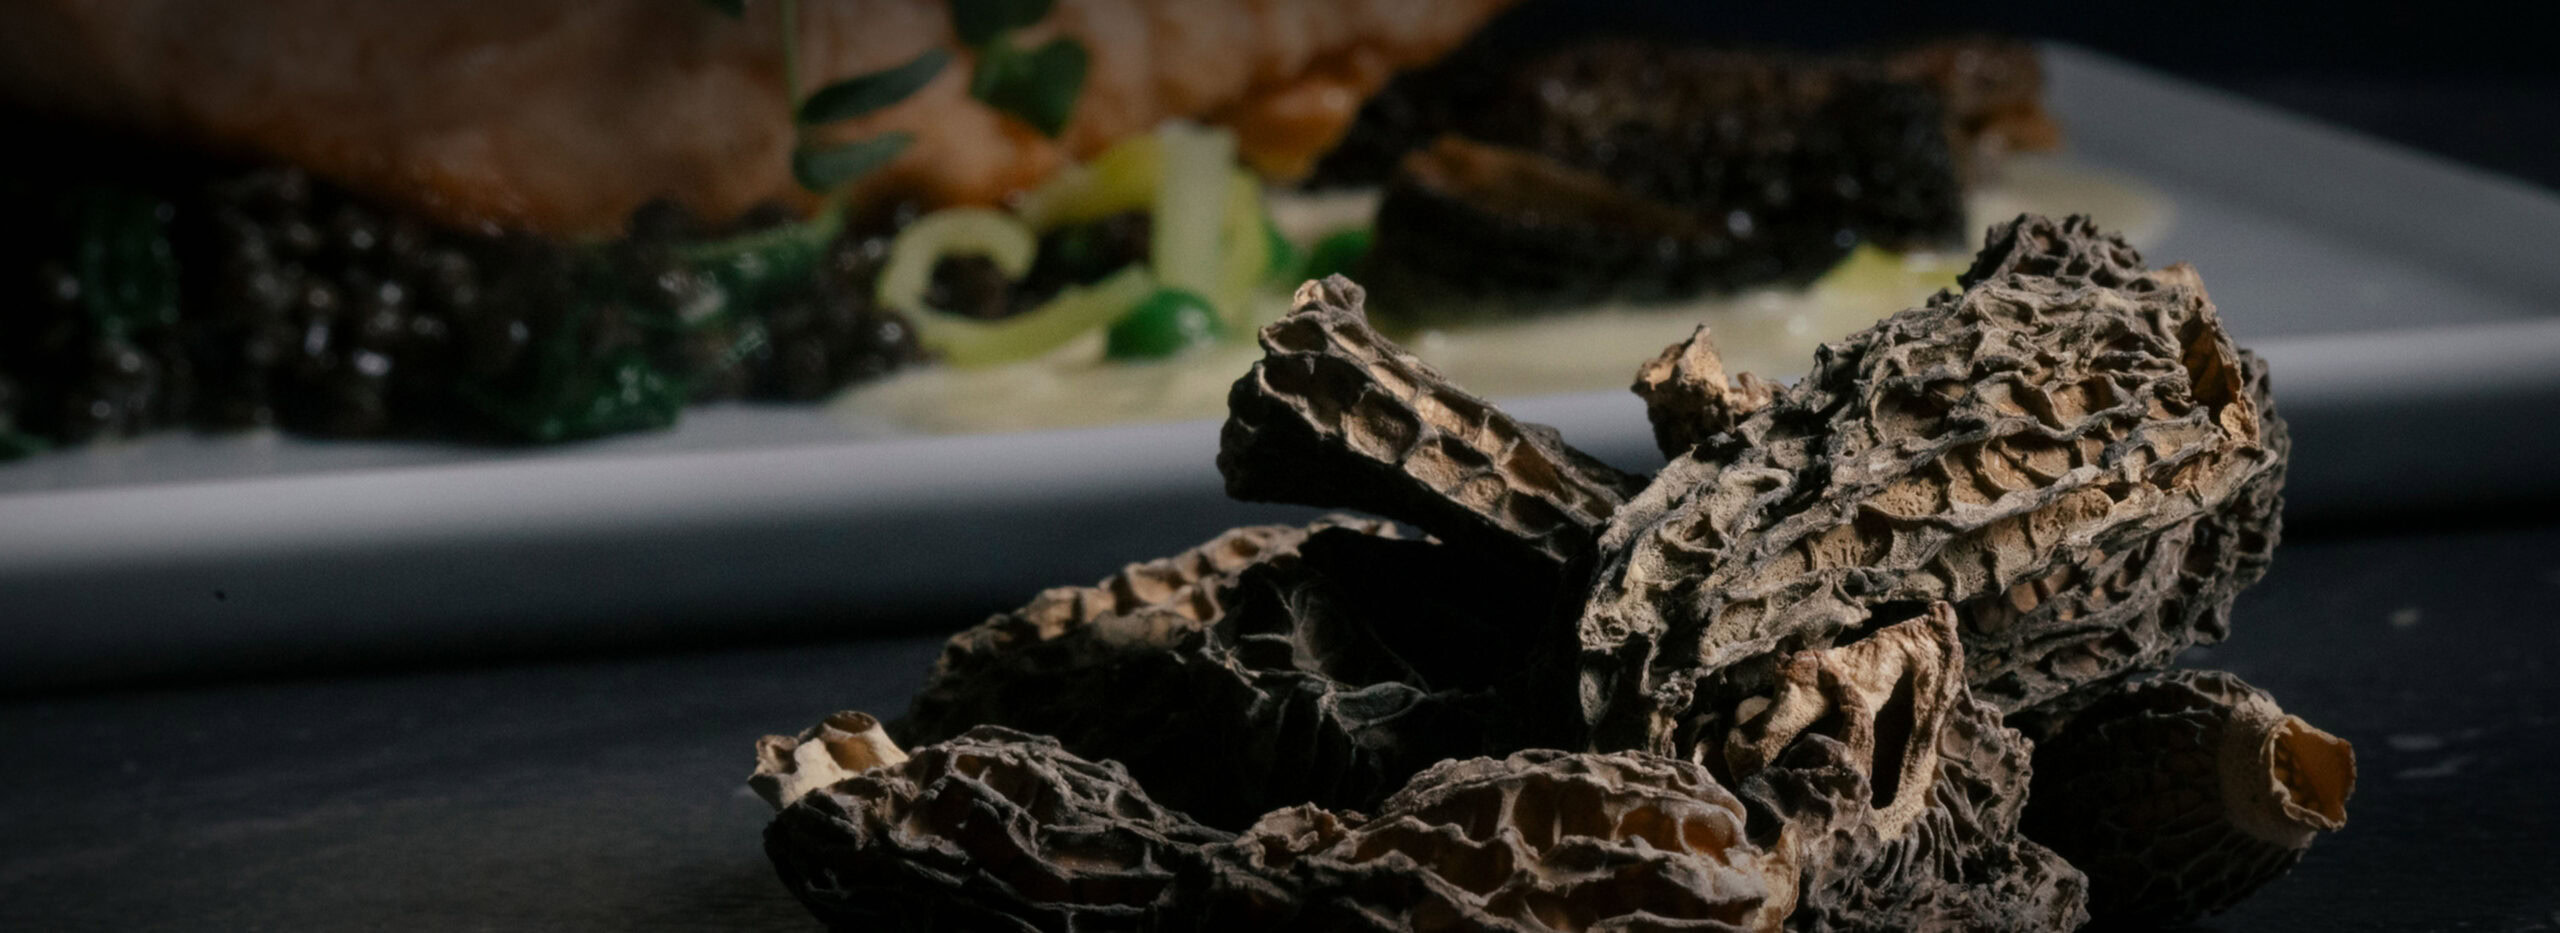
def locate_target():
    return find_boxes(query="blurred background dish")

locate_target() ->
[3,44,2557,688]
[0,4,2101,454]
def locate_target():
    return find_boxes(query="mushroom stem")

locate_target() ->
[2221,707,2355,847]
[1632,324,1777,458]
[749,711,909,810]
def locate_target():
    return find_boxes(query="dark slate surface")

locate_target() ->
[3,522,2556,931]
[6,11,2559,926]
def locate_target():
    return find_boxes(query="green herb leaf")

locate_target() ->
[61,185,181,339]
[791,132,915,191]
[1262,217,1300,284]
[476,348,689,444]
[452,251,695,444]
[1300,228,1374,282]
[950,0,1053,46]
[678,207,845,309]
[798,49,948,125]
[1105,287,1224,361]
[0,428,47,462]
[969,37,1086,138]
[699,0,746,18]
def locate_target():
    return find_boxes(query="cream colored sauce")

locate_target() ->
[833,156,2168,435]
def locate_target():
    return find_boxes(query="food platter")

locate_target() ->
[4,45,2556,688]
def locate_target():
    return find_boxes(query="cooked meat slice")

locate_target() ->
[0,0,1513,238]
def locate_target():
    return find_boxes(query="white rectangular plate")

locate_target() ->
[5,45,2557,687]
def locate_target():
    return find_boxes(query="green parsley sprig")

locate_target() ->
[703,0,1089,192]
[952,0,1089,137]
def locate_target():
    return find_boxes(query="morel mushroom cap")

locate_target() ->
[1577,214,2289,755]
[759,214,2330,933]
[1738,728,2089,933]
[1219,276,1648,576]
[898,518,1497,829]
[1721,605,1964,841]
[1713,604,2091,932]
[2022,670,2354,927]
[1206,749,1796,932]
[919,518,1386,681]
[771,726,1827,932]
[764,724,1231,932]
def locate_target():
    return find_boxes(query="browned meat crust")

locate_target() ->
[0,0,1513,237]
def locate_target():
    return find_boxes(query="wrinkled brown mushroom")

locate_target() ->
[1721,606,1964,840]
[1737,723,2090,933]
[1633,325,1781,459]
[2021,671,2354,927]
[774,671,2084,932]
[748,711,908,810]
[770,727,1818,932]
[897,517,1499,829]
[1219,276,1648,575]
[1705,605,2090,932]
[758,214,2344,932]
[1207,749,1797,932]
[765,724,1231,932]
[1580,215,2288,755]
[908,517,1391,715]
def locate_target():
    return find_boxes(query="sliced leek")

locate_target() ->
[1213,170,1271,332]
[1015,132,1163,231]
[875,207,1038,319]
[906,264,1158,368]
[1150,122,1235,320]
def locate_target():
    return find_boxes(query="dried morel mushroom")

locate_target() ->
[777,653,2083,933]
[1204,749,1798,931]
[1219,276,1646,576]
[769,723,1811,932]
[759,214,2344,932]
[1959,430,2285,720]
[2021,671,2354,927]
[763,723,1230,931]
[1633,325,1782,459]
[1578,214,2288,755]
[909,520,1363,694]
[1713,605,2089,932]
[749,711,908,810]
[897,517,1502,829]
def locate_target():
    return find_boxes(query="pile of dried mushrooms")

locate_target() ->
[748,215,2355,931]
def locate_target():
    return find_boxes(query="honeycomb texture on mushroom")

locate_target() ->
[1709,605,2090,932]
[898,519,1500,830]
[757,214,2341,933]
[1219,275,1649,575]
[1961,352,2287,717]
[1576,214,2288,754]
[1715,607,1968,840]
[1201,749,1792,933]
[916,517,1390,686]
[764,725,1231,932]
[2020,670,2354,927]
